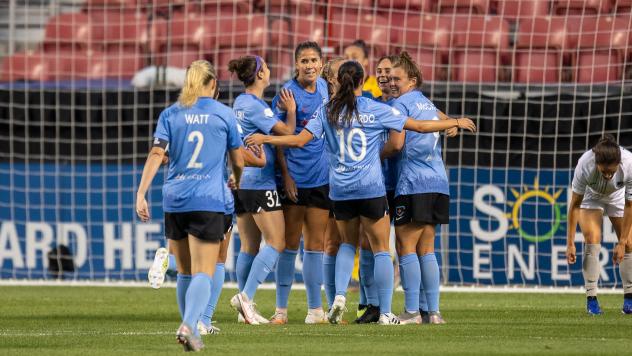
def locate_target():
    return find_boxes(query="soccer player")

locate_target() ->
[343,39,381,100]
[566,134,632,315]
[246,60,476,325]
[270,41,330,324]
[227,55,298,325]
[387,52,469,324]
[136,60,243,351]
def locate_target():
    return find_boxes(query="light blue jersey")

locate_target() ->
[306,96,406,201]
[377,97,399,191]
[392,91,449,197]
[272,78,329,188]
[233,93,279,190]
[154,97,242,213]
[224,164,234,215]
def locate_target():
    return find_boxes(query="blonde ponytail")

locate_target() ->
[178,60,216,107]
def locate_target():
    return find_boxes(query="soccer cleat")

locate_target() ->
[327,295,347,324]
[148,247,169,289]
[398,311,422,325]
[305,309,328,324]
[621,299,632,315]
[354,304,380,324]
[587,298,603,315]
[428,312,446,324]
[252,304,270,324]
[269,310,288,325]
[356,304,367,318]
[237,313,245,323]
[420,310,430,324]
[230,292,260,325]
[197,321,220,335]
[176,323,204,352]
[378,313,401,325]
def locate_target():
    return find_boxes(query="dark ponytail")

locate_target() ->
[327,61,363,128]
[392,51,423,89]
[227,55,260,87]
[593,134,621,165]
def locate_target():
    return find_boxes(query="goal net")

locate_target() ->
[1,0,631,287]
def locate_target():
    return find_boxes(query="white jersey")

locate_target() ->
[571,147,632,201]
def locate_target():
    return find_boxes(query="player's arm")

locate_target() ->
[241,145,266,167]
[228,147,244,189]
[275,147,298,202]
[566,192,584,264]
[438,110,462,137]
[404,117,476,133]
[381,129,405,160]
[246,129,314,148]
[271,89,297,135]
[615,199,632,264]
[136,141,167,222]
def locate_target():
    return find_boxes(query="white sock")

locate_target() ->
[619,252,632,295]
[582,244,601,297]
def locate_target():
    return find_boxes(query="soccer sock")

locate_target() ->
[200,263,225,327]
[323,253,336,308]
[399,253,421,313]
[360,248,379,306]
[176,274,191,319]
[243,245,279,300]
[303,250,324,309]
[583,244,601,298]
[420,253,441,313]
[236,252,255,292]
[183,272,212,332]
[419,273,429,312]
[619,252,632,297]
[335,243,357,297]
[167,254,177,272]
[359,277,367,307]
[275,249,298,309]
[374,252,394,315]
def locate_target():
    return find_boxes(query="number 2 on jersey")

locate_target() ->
[187,130,204,168]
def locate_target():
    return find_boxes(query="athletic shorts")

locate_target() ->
[393,193,450,226]
[165,211,225,242]
[279,184,331,210]
[386,190,396,221]
[235,189,283,214]
[332,196,389,221]
[580,189,624,217]
[223,214,233,234]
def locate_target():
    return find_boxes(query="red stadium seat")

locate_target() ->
[105,51,146,79]
[83,0,144,12]
[575,51,623,82]
[376,0,433,11]
[267,50,294,81]
[0,51,68,82]
[291,14,326,46]
[216,14,268,48]
[451,51,498,82]
[516,17,577,51]
[452,15,510,52]
[200,0,253,13]
[407,50,443,82]
[329,13,394,53]
[151,13,213,67]
[270,19,291,47]
[397,14,452,60]
[43,13,97,52]
[513,50,562,83]
[553,0,611,15]
[263,0,318,14]
[91,12,150,52]
[615,0,632,13]
[436,0,490,14]
[497,0,551,21]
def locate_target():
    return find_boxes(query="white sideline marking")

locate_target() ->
[0,280,624,294]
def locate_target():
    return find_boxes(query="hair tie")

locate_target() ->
[250,55,263,81]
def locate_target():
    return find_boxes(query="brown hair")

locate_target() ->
[322,57,345,95]
[391,51,423,89]
[327,61,364,128]
[228,55,259,87]
[593,134,621,165]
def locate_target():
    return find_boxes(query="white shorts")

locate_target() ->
[580,188,624,217]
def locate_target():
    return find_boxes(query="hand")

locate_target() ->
[246,143,263,158]
[245,133,266,147]
[136,195,150,222]
[277,89,296,113]
[227,175,237,190]
[445,127,458,137]
[613,243,626,264]
[566,244,577,264]
[283,173,298,203]
[456,118,477,132]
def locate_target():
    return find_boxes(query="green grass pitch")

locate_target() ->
[1,286,632,355]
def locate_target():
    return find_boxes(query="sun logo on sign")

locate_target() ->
[505,177,567,243]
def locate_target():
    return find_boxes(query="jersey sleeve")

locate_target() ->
[271,93,287,122]
[571,159,588,195]
[252,103,279,135]
[153,110,170,142]
[305,106,324,139]
[226,112,243,150]
[378,103,407,132]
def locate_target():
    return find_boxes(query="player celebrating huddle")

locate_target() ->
[247,60,475,325]
[136,60,243,351]
[567,135,632,315]
[228,55,298,325]
[271,41,330,324]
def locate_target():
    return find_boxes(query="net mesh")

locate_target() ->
[1,0,632,285]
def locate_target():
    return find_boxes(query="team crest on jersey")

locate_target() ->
[264,108,274,118]
[395,205,406,220]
